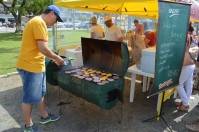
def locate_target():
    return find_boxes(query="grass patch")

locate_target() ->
[51,30,89,49]
[0,30,89,75]
[0,33,21,75]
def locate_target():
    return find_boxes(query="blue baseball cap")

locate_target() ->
[47,5,63,22]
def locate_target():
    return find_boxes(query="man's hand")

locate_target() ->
[53,55,65,66]
[37,40,64,66]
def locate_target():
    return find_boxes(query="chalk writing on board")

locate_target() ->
[159,55,169,58]
[168,69,180,77]
[157,65,170,74]
[159,53,174,60]
[159,42,175,48]
[168,8,180,18]
[159,60,167,65]
[159,49,170,54]
[162,24,177,29]
[170,32,183,39]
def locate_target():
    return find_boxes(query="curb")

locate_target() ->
[0,72,19,78]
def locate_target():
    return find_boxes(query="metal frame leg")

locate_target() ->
[130,73,136,102]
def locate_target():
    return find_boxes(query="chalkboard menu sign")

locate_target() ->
[152,1,191,95]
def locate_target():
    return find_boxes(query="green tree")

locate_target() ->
[0,0,51,32]
[25,0,50,16]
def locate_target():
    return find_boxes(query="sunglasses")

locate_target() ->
[53,12,59,22]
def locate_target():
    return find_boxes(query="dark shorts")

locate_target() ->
[17,69,46,104]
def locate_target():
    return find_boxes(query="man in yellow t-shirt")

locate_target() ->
[16,5,64,132]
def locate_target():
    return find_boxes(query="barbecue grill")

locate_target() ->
[46,38,129,109]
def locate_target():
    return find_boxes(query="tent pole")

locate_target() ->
[51,0,57,51]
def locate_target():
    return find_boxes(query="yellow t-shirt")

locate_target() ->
[16,16,48,73]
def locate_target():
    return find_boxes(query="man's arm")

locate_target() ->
[117,29,124,42]
[91,32,95,38]
[37,40,64,66]
[117,35,124,42]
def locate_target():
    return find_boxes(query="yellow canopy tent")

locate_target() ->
[190,17,199,23]
[55,0,158,19]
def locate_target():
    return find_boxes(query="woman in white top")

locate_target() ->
[90,16,105,39]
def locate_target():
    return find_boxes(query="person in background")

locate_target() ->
[192,35,199,46]
[130,20,145,67]
[134,19,144,35]
[90,16,104,39]
[132,19,145,66]
[144,31,156,48]
[176,24,195,112]
[104,16,124,42]
[126,30,134,64]
[185,23,199,132]
[16,5,65,132]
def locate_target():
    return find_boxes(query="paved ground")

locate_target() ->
[0,74,199,132]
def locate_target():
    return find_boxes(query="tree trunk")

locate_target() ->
[12,12,22,33]
[15,14,22,33]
